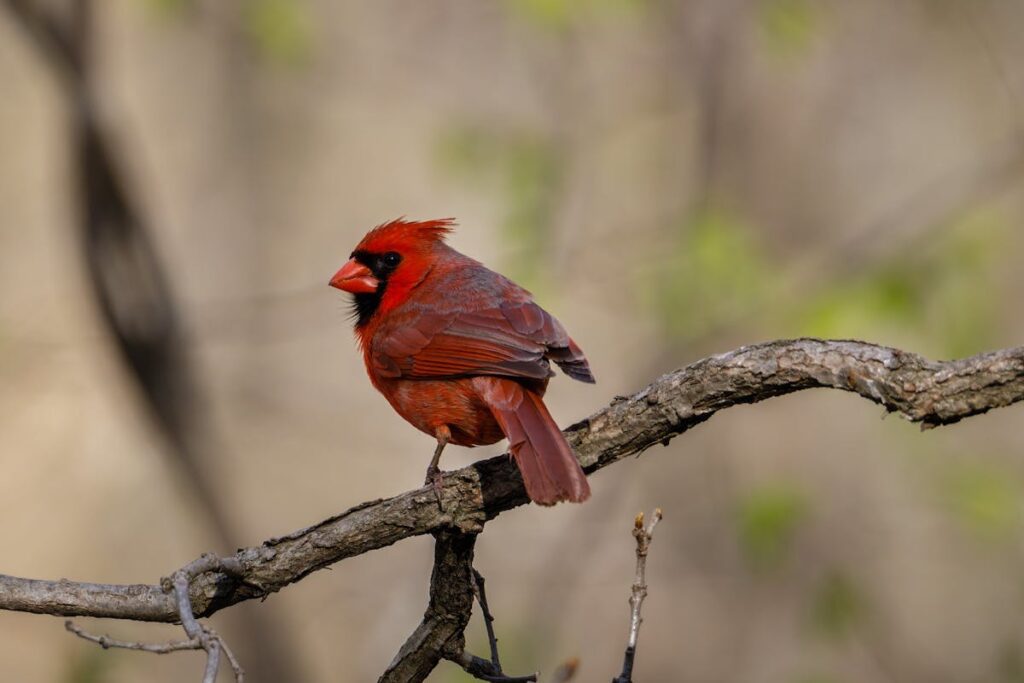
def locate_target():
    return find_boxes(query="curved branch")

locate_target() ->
[1,339,1021,622]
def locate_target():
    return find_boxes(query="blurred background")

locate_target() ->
[1,0,1023,681]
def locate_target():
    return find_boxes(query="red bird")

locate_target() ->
[329,218,593,505]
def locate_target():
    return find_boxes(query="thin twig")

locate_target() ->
[66,553,246,682]
[66,618,243,683]
[613,509,663,683]
[447,570,539,682]
[66,617,244,683]
[219,630,246,678]
[161,554,246,683]
[201,639,221,683]
[454,651,538,682]
[472,569,502,671]
[65,620,201,654]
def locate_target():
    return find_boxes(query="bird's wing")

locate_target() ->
[371,301,594,383]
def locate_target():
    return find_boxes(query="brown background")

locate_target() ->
[2,1,1024,681]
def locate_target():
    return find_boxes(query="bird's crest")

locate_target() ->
[357,217,455,253]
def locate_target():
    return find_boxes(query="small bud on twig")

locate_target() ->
[613,508,663,683]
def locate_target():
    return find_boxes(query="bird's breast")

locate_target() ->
[372,376,506,447]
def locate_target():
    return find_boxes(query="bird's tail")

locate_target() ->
[474,377,591,505]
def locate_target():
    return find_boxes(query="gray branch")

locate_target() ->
[1,339,1021,625]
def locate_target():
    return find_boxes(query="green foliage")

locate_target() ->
[439,126,499,174]
[437,126,562,291]
[737,484,808,569]
[925,207,1005,358]
[503,141,560,289]
[508,0,575,29]
[143,0,313,64]
[797,205,1008,358]
[942,462,1021,541]
[144,0,192,16]
[63,647,116,683]
[809,572,862,639]
[758,0,822,59]
[652,205,770,340]
[798,266,927,340]
[505,0,644,30]
[998,641,1024,683]
[647,199,1008,353]
[243,0,313,65]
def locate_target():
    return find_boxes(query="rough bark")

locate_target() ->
[377,531,477,683]
[1,339,1022,624]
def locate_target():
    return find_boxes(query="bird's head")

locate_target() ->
[330,217,455,327]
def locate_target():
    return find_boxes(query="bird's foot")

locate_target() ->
[425,464,445,511]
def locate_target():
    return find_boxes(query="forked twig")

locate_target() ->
[66,621,201,654]
[449,569,538,682]
[454,651,539,683]
[67,553,245,683]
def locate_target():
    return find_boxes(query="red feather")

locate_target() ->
[332,218,593,505]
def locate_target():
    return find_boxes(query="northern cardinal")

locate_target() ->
[329,218,593,505]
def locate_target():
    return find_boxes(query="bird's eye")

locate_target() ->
[382,252,402,268]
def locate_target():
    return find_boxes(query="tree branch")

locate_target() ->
[62,555,248,682]
[1,339,1021,625]
[377,530,478,682]
[1,0,79,77]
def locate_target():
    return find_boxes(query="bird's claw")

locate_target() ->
[425,466,445,511]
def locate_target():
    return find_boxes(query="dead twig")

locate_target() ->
[613,509,663,683]
[67,553,247,682]
[473,570,504,673]
[65,620,202,654]
[159,554,246,683]
[446,569,539,682]
[453,651,539,683]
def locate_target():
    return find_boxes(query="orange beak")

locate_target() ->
[329,259,379,294]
